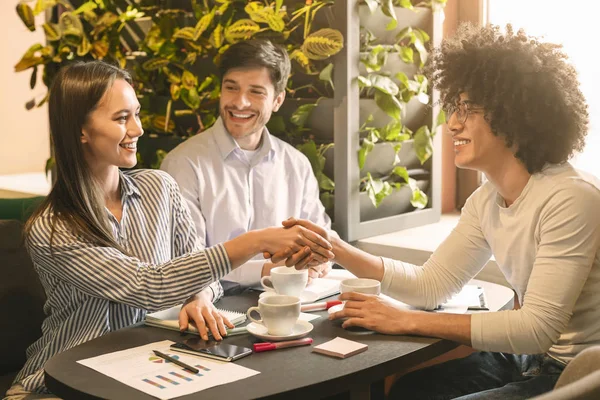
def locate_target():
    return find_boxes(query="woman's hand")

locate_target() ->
[328,292,409,334]
[308,262,331,284]
[261,222,334,269]
[179,289,234,341]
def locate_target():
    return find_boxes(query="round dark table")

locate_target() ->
[44,280,513,399]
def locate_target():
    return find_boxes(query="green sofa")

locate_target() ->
[0,197,46,395]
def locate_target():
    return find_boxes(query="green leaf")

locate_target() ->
[357,75,371,89]
[364,0,378,13]
[414,39,428,67]
[400,46,414,63]
[73,2,97,15]
[30,66,38,89]
[433,109,446,132]
[409,178,428,208]
[398,0,414,9]
[392,166,409,183]
[180,87,200,110]
[16,3,35,32]
[370,74,399,96]
[291,103,317,127]
[45,157,55,178]
[181,70,198,90]
[297,140,323,176]
[275,0,283,14]
[318,173,335,191]
[198,76,214,92]
[374,91,402,121]
[381,0,397,31]
[366,173,393,208]
[414,125,433,164]
[319,63,334,91]
[395,71,409,89]
[266,115,286,135]
[320,192,334,213]
[358,137,375,170]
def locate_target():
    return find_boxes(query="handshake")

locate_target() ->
[260,217,337,271]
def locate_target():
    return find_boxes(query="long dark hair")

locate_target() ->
[25,61,132,252]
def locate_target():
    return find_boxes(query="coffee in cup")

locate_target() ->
[247,295,301,336]
[261,266,308,297]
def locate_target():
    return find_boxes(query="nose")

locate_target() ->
[231,91,251,109]
[446,109,462,135]
[128,115,144,138]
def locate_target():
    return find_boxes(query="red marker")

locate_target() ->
[300,300,342,312]
[253,338,313,353]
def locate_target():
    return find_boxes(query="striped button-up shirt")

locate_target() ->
[14,169,231,393]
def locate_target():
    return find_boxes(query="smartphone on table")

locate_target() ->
[170,337,253,362]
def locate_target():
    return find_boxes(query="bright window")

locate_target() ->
[487,0,600,175]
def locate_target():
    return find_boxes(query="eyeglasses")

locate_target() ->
[446,101,485,125]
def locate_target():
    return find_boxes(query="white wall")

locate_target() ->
[0,2,50,175]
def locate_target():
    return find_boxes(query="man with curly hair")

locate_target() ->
[283,23,600,398]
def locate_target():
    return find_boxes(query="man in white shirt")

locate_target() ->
[282,23,600,399]
[161,39,332,340]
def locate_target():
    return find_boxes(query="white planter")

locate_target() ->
[324,140,420,180]
[359,6,432,45]
[359,98,429,133]
[359,51,419,85]
[360,178,430,222]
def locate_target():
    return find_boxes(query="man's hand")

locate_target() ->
[328,292,407,334]
[179,289,234,341]
[308,262,331,285]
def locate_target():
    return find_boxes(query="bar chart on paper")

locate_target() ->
[77,340,259,399]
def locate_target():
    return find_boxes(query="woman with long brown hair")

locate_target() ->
[6,60,332,398]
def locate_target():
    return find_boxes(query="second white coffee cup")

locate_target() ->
[261,266,308,297]
[340,278,381,295]
[247,295,301,336]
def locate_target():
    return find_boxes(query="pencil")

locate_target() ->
[152,350,199,374]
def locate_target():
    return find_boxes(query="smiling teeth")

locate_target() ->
[121,143,136,149]
[454,140,470,146]
[232,113,252,118]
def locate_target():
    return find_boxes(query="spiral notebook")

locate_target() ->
[145,304,246,335]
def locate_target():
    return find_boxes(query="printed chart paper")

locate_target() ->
[77,340,259,399]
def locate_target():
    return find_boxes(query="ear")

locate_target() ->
[81,127,90,144]
[272,91,286,113]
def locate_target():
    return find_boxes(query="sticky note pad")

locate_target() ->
[312,337,368,359]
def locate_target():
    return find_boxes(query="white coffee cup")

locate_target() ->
[247,295,301,336]
[340,278,381,295]
[261,266,308,297]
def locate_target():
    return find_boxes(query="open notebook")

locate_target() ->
[145,304,246,335]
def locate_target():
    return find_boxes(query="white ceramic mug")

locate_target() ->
[340,278,381,295]
[247,295,301,336]
[261,266,308,297]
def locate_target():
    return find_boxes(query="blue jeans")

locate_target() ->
[389,351,565,400]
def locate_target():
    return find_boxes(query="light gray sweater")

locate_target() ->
[381,163,600,364]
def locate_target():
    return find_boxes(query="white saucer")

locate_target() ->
[327,303,344,314]
[259,290,319,304]
[247,320,313,341]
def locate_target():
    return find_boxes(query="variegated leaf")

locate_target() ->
[16,3,35,32]
[210,24,224,48]
[224,19,259,44]
[193,10,215,41]
[301,28,344,60]
[172,27,195,41]
[142,58,169,71]
[42,22,61,41]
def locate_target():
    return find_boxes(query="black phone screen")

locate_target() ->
[170,337,253,361]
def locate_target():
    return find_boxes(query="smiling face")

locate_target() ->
[219,67,285,149]
[80,78,143,171]
[448,94,514,173]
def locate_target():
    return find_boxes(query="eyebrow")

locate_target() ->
[111,105,140,117]
[222,79,267,91]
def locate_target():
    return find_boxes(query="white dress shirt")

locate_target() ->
[161,117,331,287]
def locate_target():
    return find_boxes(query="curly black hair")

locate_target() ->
[425,23,589,174]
